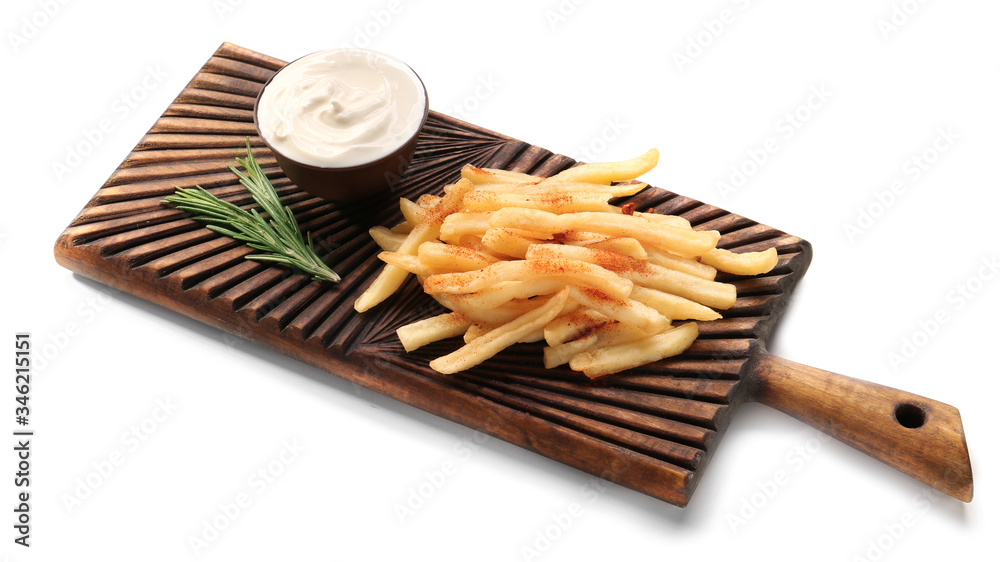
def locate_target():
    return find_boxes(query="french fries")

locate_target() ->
[566,285,668,334]
[397,312,472,352]
[490,208,720,258]
[544,320,655,369]
[354,149,779,378]
[629,286,722,322]
[699,247,779,276]
[543,309,608,346]
[443,279,566,309]
[369,226,406,252]
[377,252,436,277]
[463,190,614,213]
[573,237,647,259]
[540,148,659,184]
[645,246,717,280]
[524,244,736,309]
[439,212,492,244]
[474,180,648,198]
[460,164,542,185]
[481,228,550,259]
[430,288,570,374]
[569,322,699,378]
[417,242,498,272]
[400,197,428,227]
[354,179,474,313]
[422,259,634,300]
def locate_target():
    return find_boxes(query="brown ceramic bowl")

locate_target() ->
[253,52,429,202]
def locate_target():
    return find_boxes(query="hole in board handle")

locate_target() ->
[894,403,926,429]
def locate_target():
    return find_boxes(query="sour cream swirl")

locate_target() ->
[256,49,426,168]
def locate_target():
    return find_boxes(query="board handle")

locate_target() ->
[750,353,973,502]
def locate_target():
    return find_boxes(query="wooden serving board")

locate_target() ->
[54,43,972,507]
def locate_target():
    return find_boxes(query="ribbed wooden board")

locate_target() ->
[54,42,812,507]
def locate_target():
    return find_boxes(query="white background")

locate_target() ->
[2,0,998,560]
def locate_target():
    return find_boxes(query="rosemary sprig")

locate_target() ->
[162,139,340,283]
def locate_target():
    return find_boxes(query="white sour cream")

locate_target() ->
[256,49,426,168]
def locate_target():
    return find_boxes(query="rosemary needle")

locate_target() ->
[162,139,340,283]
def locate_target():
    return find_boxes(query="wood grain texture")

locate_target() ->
[53,42,817,507]
[751,354,973,501]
